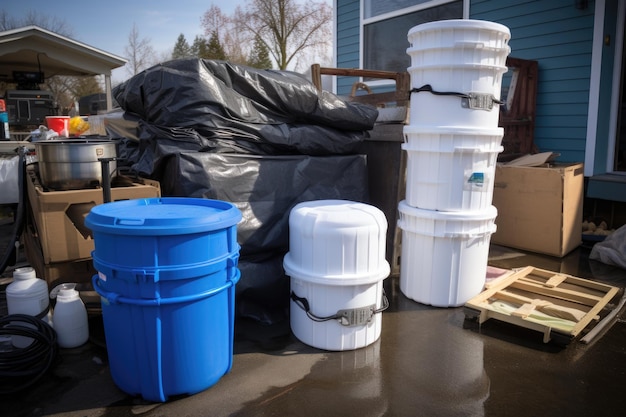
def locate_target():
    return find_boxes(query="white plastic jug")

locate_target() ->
[6,267,52,348]
[50,283,89,348]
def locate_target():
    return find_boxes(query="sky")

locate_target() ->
[2,0,248,83]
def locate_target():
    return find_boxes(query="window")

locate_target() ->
[362,0,464,74]
[364,0,435,19]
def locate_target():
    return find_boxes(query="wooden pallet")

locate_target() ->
[464,266,620,344]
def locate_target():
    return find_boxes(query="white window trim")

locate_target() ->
[586,0,626,176]
[585,0,604,176]
[606,0,625,175]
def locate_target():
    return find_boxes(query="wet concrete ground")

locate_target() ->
[1,213,626,416]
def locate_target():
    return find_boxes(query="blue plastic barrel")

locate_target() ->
[85,197,242,402]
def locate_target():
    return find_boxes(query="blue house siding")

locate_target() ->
[471,0,596,162]
[336,0,361,93]
[336,0,597,163]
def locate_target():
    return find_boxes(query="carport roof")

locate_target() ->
[0,25,127,81]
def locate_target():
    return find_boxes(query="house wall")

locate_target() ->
[471,1,596,162]
[336,0,597,163]
[336,0,361,94]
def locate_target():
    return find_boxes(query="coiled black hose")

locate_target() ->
[0,146,26,275]
[0,314,58,394]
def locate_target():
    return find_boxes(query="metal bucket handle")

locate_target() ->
[291,288,389,327]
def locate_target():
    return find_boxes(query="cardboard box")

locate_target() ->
[491,163,584,257]
[23,222,97,289]
[26,166,161,263]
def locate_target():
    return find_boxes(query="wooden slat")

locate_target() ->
[465,266,620,343]
[510,280,602,307]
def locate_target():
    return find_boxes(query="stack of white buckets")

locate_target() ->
[398,19,511,307]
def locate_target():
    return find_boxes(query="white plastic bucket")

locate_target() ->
[397,201,497,307]
[406,20,511,128]
[402,125,503,211]
[408,64,507,128]
[283,200,390,351]
[407,19,510,56]
[288,276,386,351]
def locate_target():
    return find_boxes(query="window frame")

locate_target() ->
[360,0,469,87]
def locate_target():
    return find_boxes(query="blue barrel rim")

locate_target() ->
[85,197,242,236]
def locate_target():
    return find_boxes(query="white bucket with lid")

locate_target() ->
[402,125,503,211]
[283,200,390,351]
[397,201,497,307]
[406,19,511,128]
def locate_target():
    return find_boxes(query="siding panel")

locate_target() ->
[471,0,595,162]
[336,0,361,92]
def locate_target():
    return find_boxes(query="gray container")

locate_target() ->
[35,139,117,190]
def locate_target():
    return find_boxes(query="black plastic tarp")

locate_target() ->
[112,59,378,158]
[161,152,369,256]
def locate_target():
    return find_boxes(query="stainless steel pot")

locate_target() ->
[34,139,118,190]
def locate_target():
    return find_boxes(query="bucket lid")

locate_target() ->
[408,19,511,40]
[85,197,242,236]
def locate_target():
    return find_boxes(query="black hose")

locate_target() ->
[0,314,58,394]
[0,146,27,275]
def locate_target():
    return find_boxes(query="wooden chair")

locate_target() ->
[310,64,410,108]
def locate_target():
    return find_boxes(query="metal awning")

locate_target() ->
[0,25,127,111]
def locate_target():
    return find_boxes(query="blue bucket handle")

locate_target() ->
[92,270,240,306]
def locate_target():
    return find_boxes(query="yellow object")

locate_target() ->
[69,116,90,135]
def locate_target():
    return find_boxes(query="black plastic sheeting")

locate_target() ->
[109,60,378,324]
[112,59,378,162]
[161,152,369,256]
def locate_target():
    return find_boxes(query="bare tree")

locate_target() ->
[201,5,247,65]
[46,76,103,114]
[236,0,331,70]
[0,8,73,35]
[124,23,157,77]
[201,0,331,71]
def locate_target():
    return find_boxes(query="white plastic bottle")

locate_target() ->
[51,284,89,348]
[6,267,52,348]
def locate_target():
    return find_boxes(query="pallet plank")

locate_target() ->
[465,266,620,343]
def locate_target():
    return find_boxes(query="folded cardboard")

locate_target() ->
[491,162,583,257]
[23,222,97,289]
[26,165,161,264]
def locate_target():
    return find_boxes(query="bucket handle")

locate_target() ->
[92,270,240,306]
[290,289,389,327]
[410,84,503,109]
